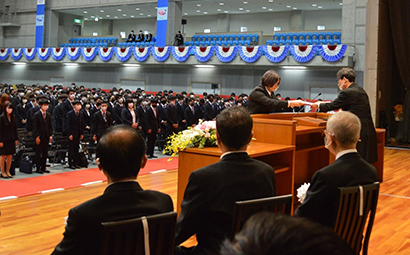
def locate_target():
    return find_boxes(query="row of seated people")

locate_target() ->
[61,37,117,48]
[117,30,156,47]
[267,31,342,46]
[184,33,259,46]
[49,107,375,255]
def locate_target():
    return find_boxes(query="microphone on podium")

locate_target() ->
[290,92,322,121]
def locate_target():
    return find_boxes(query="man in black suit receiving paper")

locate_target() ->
[311,67,378,164]
[52,125,173,255]
[175,107,276,255]
[295,111,378,228]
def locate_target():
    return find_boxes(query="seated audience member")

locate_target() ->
[295,111,378,228]
[175,107,276,255]
[136,30,145,42]
[127,30,136,42]
[221,212,355,255]
[52,125,174,255]
[146,31,153,42]
[175,31,184,46]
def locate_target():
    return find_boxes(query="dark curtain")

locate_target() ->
[388,0,410,142]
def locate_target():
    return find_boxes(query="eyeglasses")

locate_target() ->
[322,130,334,137]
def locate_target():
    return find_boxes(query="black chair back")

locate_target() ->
[231,194,293,239]
[334,182,380,255]
[101,211,177,255]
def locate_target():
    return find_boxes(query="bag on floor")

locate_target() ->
[19,158,33,174]
[77,152,88,168]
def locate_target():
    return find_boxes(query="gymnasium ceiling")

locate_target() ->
[58,0,343,21]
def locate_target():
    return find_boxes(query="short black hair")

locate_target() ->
[221,212,355,255]
[96,125,146,181]
[216,107,253,150]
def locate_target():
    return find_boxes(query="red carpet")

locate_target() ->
[0,157,178,200]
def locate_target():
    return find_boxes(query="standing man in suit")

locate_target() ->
[185,98,199,127]
[177,95,187,131]
[112,94,124,125]
[52,125,173,255]
[203,94,218,121]
[247,70,304,114]
[175,107,276,255]
[66,100,84,169]
[136,98,149,138]
[295,111,378,228]
[61,89,75,135]
[25,96,40,134]
[311,67,378,164]
[165,95,179,140]
[145,98,161,159]
[32,99,53,174]
[92,101,112,142]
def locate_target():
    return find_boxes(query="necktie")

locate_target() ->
[153,107,157,118]
[103,113,106,122]
[43,112,46,121]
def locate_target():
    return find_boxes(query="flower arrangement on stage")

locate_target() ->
[163,120,217,157]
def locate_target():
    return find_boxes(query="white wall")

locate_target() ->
[304,10,342,30]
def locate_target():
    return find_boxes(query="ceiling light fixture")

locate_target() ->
[117,8,121,12]
[136,7,140,10]
[204,11,208,14]
[123,64,140,67]
[197,4,201,7]
[262,6,267,9]
[239,7,243,10]
[246,10,250,12]
[282,66,306,70]
[318,6,323,8]
[83,11,88,14]
[312,4,317,7]
[196,10,200,12]
[287,5,291,8]
[64,63,79,66]
[243,1,248,4]
[100,10,104,12]
[224,10,229,13]
[106,15,110,17]
[140,13,144,15]
[219,3,224,6]
[13,62,26,65]
[195,65,215,68]
[293,7,297,10]
[217,9,221,11]
[130,15,134,17]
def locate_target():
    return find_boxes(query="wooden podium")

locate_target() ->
[251,112,385,186]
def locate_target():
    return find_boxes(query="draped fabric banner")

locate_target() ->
[24,48,36,61]
[152,46,171,62]
[318,44,347,62]
[133,47,150,62]
[82,47,98,61]
[194,46,214,62]
[67,47,81,61]
[238,46,262,63]
[172,46,192,62]
[51,48,65,61]
[0,48,9,60]
[264,45,289,63]
[35,0,45,48]
[37,47,51,61]
[156,0,168,47]
[216,46,237,63]
[290,45,317,63]
[11,48,23,60]
[98,47,114,62]
[115,47,133,62]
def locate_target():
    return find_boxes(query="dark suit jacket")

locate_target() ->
[32,110,52,140]
[0,113,18,142]
[16,104,27,128]
[121,107,138,126]
[66,110,84,139]
[146,33,152,42]
[319,83,378,163]
[61,99,73,133]
[136,105,148,132]
[165,104,178,129]
[295,152,378,228]
[137,33,145,42]
[80,108,92,129]
[52,181,174,255]
[112,104,124,125]
[127,33,136,42]
[185,106,199,127]
[194,104,204,120]
[145,106,160,132]
[247,84,288,114]
[175,152,276,254]
[203,102,218,121]
[26,105,40,132]
[92,110,112,139]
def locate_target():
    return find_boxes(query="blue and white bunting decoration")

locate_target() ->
[82,47,98,61]
[238,46,262,63]
[290,45,317,63]
[0,48,9,60]
[318,44,347,62]
[51,47,65,61]
[37,48,51,61]
[11,48,23,61]
[67,47,81,61]
[194,46,214,62]
[152,46,171,62]
[115,47,133,62]
[216,46,237,63]
[23,48,36,61]
[172,46,192,62]
[264,45,289,63]
[133,47,150,62]
[98,47,114,62]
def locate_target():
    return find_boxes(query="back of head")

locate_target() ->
[337,67,356,83]
[221,212,355,255]
[96,125,146,181]
[216,107,253,150]
[327,111,361,148]
[261,70,281,88]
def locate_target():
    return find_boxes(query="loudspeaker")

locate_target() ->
[211,83,218,89]
[182,19,187,25]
